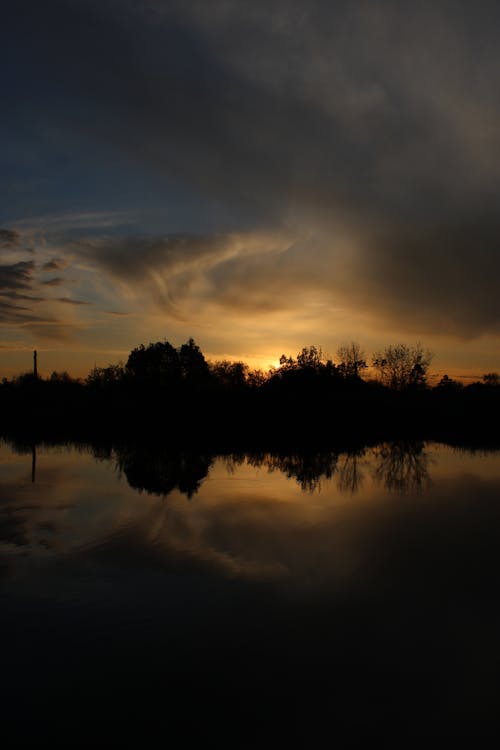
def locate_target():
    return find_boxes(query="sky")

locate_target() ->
[2,0,500,380]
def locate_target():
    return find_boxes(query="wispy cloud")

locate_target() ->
[55,297,90,306]
[0,230,89,340]
[11,211,136,233]
[41,277,65,287]
[0,261,35,292]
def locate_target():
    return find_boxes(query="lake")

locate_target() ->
[2,439,500,743]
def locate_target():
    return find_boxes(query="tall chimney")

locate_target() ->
[33,349,38,379]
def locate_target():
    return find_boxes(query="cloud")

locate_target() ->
[0,261,45,324]
[0,229,21,247]
[22,322,78,341]
[74,230,299,317]
[0,301,57,326]
[7,292,44,302]
[5,0,500,341]
[41,277,65,287]
[0,252,85,337]
[351,215,500,338]
[72,215,500,340]
[42,258,66,272]
[55,297,90,306]
[13,212,135,233]
[0,261,35,292]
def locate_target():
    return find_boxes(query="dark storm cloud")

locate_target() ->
[5,0,500,335]
[357,217,500,337]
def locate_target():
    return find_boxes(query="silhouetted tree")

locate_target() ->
[49,371,74,384]
[179,338,209,383]
[436,374,462,391]
[483,372,500,386]
[86,363,125,387]
[126,340,180,381]
[210,360,248,389]
[337,342,367,379]
[278,354,295,371]
[372,343,432,390]
[247,369,268,388]
[12,372,41,387]
[296,345,324,370]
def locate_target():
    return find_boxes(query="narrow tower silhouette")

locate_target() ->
[33,350,38,379]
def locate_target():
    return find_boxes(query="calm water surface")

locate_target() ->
[2,440,500,742]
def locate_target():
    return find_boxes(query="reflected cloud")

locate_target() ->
[0,439,492,592]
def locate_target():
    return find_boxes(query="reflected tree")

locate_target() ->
[373,441,431,494]
[337,449,366,494]
[116,446,213,499]
[247,451,339,492]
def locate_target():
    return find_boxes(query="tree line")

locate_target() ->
[2,336,500,446]
[4,337,494,393]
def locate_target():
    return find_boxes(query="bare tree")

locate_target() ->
[337,341,367,379]
[372,343,432,390]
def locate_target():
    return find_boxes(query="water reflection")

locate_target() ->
[0,438,495,582]
[111,441,430,499]
[116,445,212,499]
[372,441,431,494]
[337,449,366,494]
[31,444,36,483]
[245,450,339,492]
[0,438,445,516]
[3,438,500,740]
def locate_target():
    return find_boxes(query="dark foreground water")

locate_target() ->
[2,440,500,744]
